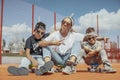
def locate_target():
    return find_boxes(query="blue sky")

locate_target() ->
[1,0,120,47]
[23,0,120,18]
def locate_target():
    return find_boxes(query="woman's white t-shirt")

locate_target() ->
[45,31,84,55]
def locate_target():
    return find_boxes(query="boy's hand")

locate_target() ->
[32,59,39,67]
[86,52,94,57]
[86,50,98,57]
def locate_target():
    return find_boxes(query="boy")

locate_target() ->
[80,32,116,73]
[7,22,63,76]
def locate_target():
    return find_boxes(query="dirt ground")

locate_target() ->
[0,63,120,80]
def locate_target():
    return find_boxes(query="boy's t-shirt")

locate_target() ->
[81,41,104,50]
[25,35,43,55]
[24,33,50,55]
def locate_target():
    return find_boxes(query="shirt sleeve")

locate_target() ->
[97,41,104,49]
[44,32,56,41]
[24,38,32,50]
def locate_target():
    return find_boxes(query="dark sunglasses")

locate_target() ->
[36,30,45,35]
[87,36,96,41]
[62,21,71,26]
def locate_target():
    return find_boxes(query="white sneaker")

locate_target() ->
[62,66,72,75]
[62,66,76,75]
[72,66,77,73]
[103,65,116,73]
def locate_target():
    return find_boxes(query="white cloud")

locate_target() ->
[79,8,120,31]
[3,23,31,35]
[3,23,31,43]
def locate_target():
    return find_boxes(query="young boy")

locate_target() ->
[7,22,63,76]
[80,32,116,73]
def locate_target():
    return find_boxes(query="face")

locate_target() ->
[34,28,45,39]
[87,35,96,45]
[61,18,72,34]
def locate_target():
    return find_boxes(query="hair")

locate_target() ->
[34,22,46,31]
[62,17,74,26]
[85,27,95,34]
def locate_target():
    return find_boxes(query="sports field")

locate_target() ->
[0,63,119,80]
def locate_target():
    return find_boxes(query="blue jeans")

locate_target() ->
[43,41,81,66]
[19,55,45,69]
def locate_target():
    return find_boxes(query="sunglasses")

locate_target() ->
[62,21,71,26]
[36,30,45,35]
[87,36,96,41]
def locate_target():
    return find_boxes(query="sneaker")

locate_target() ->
[62,66,72,75]
[48,68,55,74]
[35,61,54,75]
[66,61,77,66]
[55,65,64,72]
[72,66,77,73]
[102,65,117,73]
[7,66,29,76]
[62,66,76,75]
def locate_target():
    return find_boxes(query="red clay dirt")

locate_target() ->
[0,63,120,80]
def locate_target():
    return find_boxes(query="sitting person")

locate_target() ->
[78,32,116,73]
[41,16,84,74]
[7,22,63,76]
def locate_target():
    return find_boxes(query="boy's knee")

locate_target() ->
[99,49,106,53]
